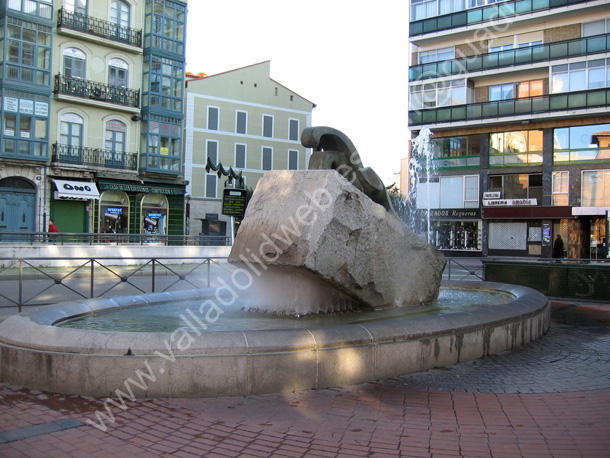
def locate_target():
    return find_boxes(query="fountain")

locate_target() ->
[0,127,551,399]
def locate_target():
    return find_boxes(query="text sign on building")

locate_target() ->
[222,188,248,218]
[483,191,501,199]
[429,209,481,219]
[483,198,537,207]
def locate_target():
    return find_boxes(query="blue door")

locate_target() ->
[0,178,37,237]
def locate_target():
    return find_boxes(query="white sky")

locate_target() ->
[184,1,411,184]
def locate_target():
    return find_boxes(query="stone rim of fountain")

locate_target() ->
[0,281,550,398]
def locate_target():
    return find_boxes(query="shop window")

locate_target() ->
[141,193,168,236]
[432,220,481,251]
[99,190,128,233]
[489,222,527,250]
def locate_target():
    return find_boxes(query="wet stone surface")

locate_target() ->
[380,305,610,394]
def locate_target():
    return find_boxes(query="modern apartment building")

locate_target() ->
[183,61,315,237]
[408,0,610,259]
[0,0,188,238]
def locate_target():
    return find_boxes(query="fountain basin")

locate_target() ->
[0,281,550,398]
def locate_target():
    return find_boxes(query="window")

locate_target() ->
[205,174,217,198]
[148,0,186,53]
[207,106,219,130]
[410,79,471,110]
[582,170,610,206]
[104,120,126,165]
[4,20,51,85]
[554,123,610,162]
[489,130,543,165]
[8,0,52,18]
[263,115,273,138]
[236,111,247,134]
[411,0,467,21]
[289,119,299,141]
[552,171,569,206]
[489,80,542,101]
[489,174,542,202]
[551,59,610,93]
[60,113,84,161]
[288,150,299,170]
[235,143,246,168]
[63,48,86,78]
[582,18,610,37]
[65,0,87,14]
[108,58,128,87]
[419,46,455,64]
[206,140,218,164]
[141,118,181,172]
[145,56,183,112]
[439,175,478,208]
[262,147,273,170]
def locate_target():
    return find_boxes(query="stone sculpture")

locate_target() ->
[228,127,446,315]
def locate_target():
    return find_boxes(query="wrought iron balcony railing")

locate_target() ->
[57,8,142,48]
[410,0,590,37]
[410,33,610,82]
[54,74,140,109]
[409,87,610,126]
[52,143,138,171]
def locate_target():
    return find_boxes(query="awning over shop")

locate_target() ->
[54,180,100,201]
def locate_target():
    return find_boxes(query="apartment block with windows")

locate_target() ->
[408,0,610,259]
[0,0,188,238]
[183,61,315,237]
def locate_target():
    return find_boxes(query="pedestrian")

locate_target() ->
[553,234,564,260]
[48,220,58,233]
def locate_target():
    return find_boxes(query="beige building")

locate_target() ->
[184,61,315,237]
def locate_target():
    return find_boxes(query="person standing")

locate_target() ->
[553,234,564,260]
[48,220,58,233]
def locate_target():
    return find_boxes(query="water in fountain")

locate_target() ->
[408,127,436,244]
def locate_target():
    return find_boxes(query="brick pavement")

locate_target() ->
[0,301,608,457]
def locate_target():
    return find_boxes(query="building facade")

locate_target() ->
[183,61,315,237]
[409,0,610,259]
[0,0,187,238]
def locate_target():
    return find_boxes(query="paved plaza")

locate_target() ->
[0,299,608,457]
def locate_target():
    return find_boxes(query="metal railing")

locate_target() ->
[57,8,142,47]
[0,232,231,246]
[54,74,140,108]
[410,33,610,81]
[444,258,485,282]
[52,143,138,170]
[409,87,610,126]
[0,256,231,311]
[410,0,589,36]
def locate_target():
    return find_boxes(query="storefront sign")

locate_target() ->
[98,182,185,195]
[53,180,100,201]
[106,207,123,214]
[222,188,248,218]
[148,212,163,219]
[483,198,537,207]
[429,208,481,219]
[483,191,501,199]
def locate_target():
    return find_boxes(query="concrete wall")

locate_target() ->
[0,282,550,399]
[0,245,231,267]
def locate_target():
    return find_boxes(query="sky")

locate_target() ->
[184,1,411,184]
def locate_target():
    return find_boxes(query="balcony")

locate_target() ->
[57,8,142,48]
[409,87,610,126]
[410,0,590,37]
[54,74,140,109]
[410,33,610,82]
[52,143,138,171]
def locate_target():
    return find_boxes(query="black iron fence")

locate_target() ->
[58,8,142,47]
[0,256,231,311]
[54,74,140,108]
[52,143,138,170]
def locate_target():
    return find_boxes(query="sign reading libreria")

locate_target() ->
[222,188,248,217]
[483,198,537,206]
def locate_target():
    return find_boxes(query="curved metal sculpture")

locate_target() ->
[301,126,395,213]
[205,157,245,189]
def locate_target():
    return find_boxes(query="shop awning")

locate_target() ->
[54,180,100,201]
